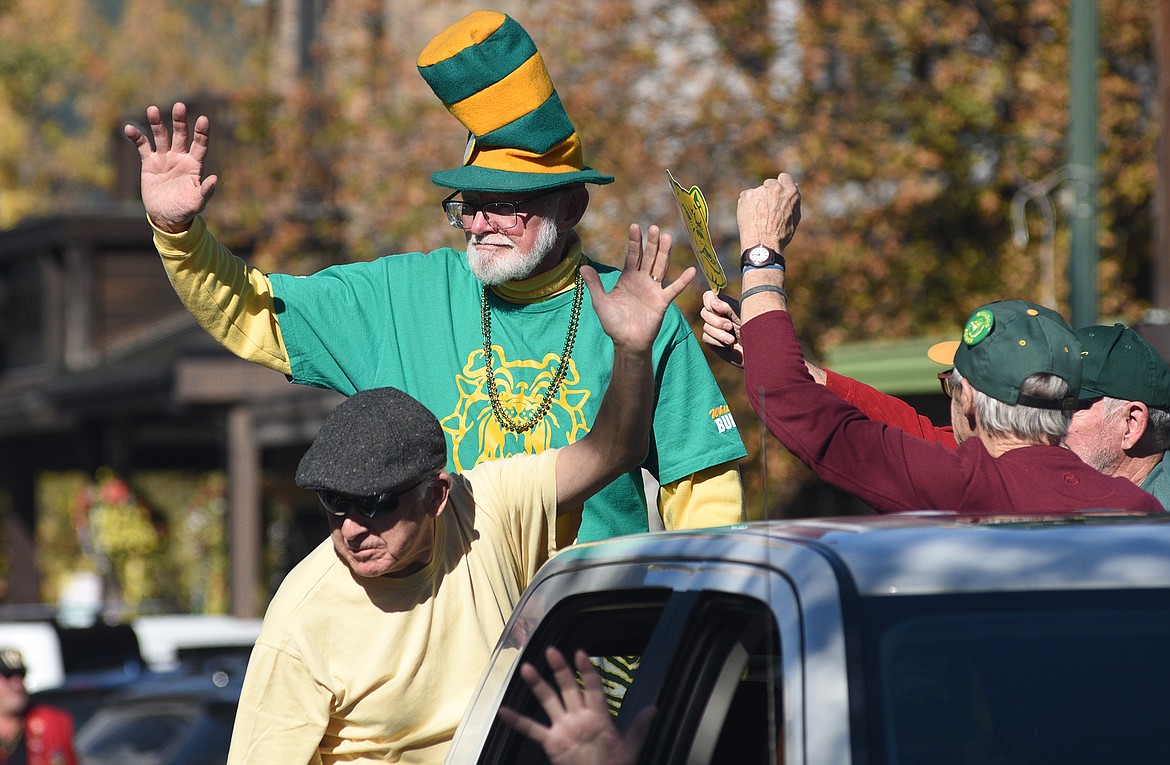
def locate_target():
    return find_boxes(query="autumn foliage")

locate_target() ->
[0,0,1161,517]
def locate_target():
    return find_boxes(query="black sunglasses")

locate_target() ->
[317,477,429,520]
[0,669,25,679]
[938,368,957,398]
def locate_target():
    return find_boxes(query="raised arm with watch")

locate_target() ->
[737,174,800,324]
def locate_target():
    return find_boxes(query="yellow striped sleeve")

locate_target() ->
[153,216,292,375]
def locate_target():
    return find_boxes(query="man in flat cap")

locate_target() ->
[125,10,746,547]
[724,173,1161,514]
[226,236,694,764]
[0,649,77,765]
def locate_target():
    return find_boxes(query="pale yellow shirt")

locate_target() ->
[226,450,559,765]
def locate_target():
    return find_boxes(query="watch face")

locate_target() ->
[747,246,771,266]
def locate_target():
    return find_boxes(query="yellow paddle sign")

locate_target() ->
[667,170,727,294]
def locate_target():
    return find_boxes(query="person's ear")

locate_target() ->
[958,379,977,419]
[1121,402,1149,451]
[427,472,452,519]
[556,186,589,231]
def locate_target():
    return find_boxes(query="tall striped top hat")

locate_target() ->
[417,10,614,193]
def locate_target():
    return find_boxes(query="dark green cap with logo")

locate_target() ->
[953,300,1081,410]
[1075,324,1170,407]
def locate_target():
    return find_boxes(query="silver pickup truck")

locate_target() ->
[447,512,1170,764]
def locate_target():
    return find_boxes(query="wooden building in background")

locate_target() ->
[0,211,340,617]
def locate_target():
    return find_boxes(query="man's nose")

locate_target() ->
[469,210,501,235]
[339,514,372,536]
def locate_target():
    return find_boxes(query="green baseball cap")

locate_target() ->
[1075,324,1170,407]
[952,300,1081,409]
[416,11,613,193]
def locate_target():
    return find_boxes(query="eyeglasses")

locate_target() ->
[441,189,557,231]
[938,369,957,399]
[317,477,429,520]
[0,669,25,680]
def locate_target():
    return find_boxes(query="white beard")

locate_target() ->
[467,215,561,285]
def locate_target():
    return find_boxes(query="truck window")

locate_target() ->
[480,589,782,764]
[864,589,1170,765]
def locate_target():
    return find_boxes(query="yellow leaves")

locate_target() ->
[0,0,269,225]
[1016,68,1049,94]
[77,469,159,562]
[977,190,1000,218]
[36,469,231,613]
[88,503,159,559]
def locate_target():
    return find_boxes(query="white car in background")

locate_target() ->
[448,511,1170,764]
[131,615,261,672]
[0,614,259,693]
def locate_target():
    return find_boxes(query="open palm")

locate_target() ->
[499,648,655,765]
[123,103,218,232]
[583,224,695,354]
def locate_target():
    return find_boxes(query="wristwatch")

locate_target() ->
[740,244,786,271]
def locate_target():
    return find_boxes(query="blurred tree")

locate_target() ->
[4,0,1161,521]
[0,0,109,225]
[777,0,1155,344]
[0,0,264,228]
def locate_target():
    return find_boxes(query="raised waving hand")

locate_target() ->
[499,647,655,765]
[123,103,217,233]
[582,224,695,354]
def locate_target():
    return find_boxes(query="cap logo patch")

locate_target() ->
[963,310,994,346]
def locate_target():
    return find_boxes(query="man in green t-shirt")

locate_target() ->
[125,10,747,543]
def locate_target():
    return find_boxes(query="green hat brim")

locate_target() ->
[431,165,614,193]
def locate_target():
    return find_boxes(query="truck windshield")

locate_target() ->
[862,588,1170,765]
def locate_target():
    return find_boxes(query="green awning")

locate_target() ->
[822,335,954,395]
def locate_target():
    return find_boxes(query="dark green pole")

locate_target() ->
[1068,0,1099,328]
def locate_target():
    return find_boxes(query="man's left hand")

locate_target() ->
[582,224,695,354]
[499,647,655,765]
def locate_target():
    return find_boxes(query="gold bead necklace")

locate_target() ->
[480,270,584,433]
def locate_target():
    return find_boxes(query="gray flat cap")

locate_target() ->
[296,388,447,495]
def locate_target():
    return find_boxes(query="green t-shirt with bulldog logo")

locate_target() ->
[269,247,746,542]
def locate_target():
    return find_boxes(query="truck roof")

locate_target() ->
[543,511,1170,596]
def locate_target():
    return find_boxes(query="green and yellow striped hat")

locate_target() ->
[417,10,613,193]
